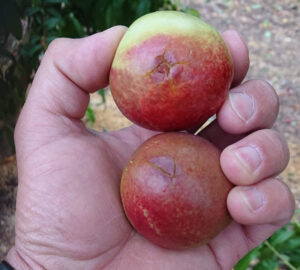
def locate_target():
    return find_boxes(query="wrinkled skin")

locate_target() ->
[6,27,294,270]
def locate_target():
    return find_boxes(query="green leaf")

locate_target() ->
[290,249,300,266]
[105,5,114,27]
[47,7,62,17]
[46,36,57,44]
[69,13,85,37]
[234,248,260,270]
[184,8,200,17]
[45,17,61,29]
[35,14,42,25]
[270,229,294,246]
[85,105,95,125]
[91,0,110,31]
[97,89,106,104]
[253,259,279,270]
[112,0,125,8]
[23,43,42,57]
[285,237,300,250]
[137,0,151,17]
[24,6,40,16]
[30,34,41,44]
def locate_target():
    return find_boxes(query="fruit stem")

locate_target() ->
[193,115,217,135]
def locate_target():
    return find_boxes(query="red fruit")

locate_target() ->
[109,11,233,131]
[120,133,233,250]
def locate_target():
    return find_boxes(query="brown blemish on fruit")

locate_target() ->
[147,220,161,235]
[138,205,149,219]
[146,158,178,182]
[143,209,149,217]
[144,47,188,91]
[138,205,161,235]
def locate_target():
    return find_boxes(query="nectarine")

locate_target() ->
[110,11,233,131]
[120,133,233,249]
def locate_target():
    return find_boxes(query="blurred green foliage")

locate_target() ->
[0,0,30,154]
[234,211,300,270]
[19,0,183,73]
[0,0,199,154]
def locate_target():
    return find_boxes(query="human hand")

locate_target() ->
[6,26,294,270]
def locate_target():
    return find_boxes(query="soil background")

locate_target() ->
[1,0,299,260]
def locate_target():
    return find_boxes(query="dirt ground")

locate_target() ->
[0,0,299,259]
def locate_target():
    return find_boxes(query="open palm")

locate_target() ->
[6,27,294,270]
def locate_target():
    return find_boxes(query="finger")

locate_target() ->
[228,178,295,225]
[217,80,279,134]
[208,178,295,270]
[199,79,279,148]
[222,30,249,86]
[220,129,289,185]
[26,26,127,119]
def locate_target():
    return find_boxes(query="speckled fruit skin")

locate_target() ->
[109,11,233,131]
[120,133,233,250]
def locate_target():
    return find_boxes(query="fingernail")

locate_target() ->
[239,187,266,212]
[229,92,255,122]
[234,145,262,172]
[230,30,247,47]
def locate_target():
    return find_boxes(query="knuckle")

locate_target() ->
[241,80,279,126]
[264,129,289,159]
[253,80,279,115]
[254,129,290,170]
[257,80,279,109]
[253,79,275,92]
[259,129,282,144]
[248,79,279,107]
[273,179,295,224]
[266,129,290,160]
[46,37,68,56]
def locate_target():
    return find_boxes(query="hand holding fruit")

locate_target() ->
[5,13,294,270]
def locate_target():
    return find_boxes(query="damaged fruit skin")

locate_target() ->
[109,11,233,131]
[120,133,233,250]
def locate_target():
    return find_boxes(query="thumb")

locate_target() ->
[15,26,127,155]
